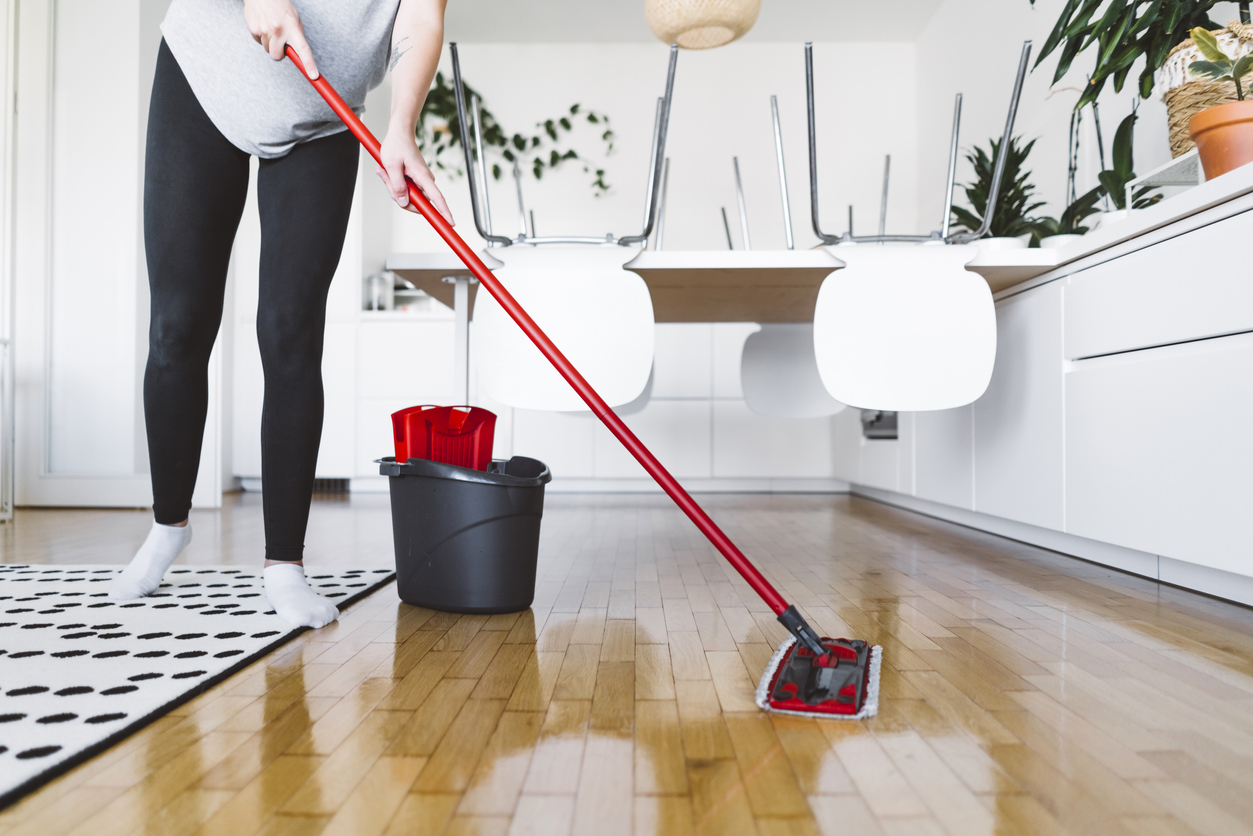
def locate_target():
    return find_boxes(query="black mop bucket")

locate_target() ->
[379,455,551,614]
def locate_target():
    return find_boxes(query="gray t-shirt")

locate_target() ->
[162,0,400,158]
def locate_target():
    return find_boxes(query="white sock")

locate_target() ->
[109,521,193,600]
[264,563,339,629]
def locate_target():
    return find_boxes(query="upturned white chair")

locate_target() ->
[474,246,655,411]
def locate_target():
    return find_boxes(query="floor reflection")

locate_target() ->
[10,493,1253,835]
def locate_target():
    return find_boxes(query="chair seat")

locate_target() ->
[473,246,654,412]
[813,244,995,411]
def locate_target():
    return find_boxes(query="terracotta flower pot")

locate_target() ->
[1189,99,1253,180]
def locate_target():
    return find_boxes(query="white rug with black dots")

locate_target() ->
[0,564,394,807]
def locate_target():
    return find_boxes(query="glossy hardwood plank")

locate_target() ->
[7,492,1253,835]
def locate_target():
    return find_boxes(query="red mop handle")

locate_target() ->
[287,48,791,616]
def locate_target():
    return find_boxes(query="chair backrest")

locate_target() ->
[392,405,497,471]
[812,245,995,411]
[474,246,654,411]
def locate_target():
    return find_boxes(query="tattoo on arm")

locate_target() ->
[390,36,411,72]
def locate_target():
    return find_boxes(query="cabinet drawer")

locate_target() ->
[1064,209,1253,359]
[1064,332,1253,576]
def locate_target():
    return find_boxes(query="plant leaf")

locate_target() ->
[1234,53,1253,80]
[1190,59,1234,80]
[1131,2,1161,36]
[1036,0,1080,64]
[1131,184,1163,208]
[1097,12,1135,72]
[1190,27,1229,63]
[1083,0,1127,54]
[1098,170,1125,210]
[1111,112,1136,176]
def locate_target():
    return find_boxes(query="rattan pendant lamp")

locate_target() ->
[645,0,760,49]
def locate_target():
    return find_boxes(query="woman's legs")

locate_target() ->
[254,129,358,627]
[254,129,358,563]
[116,40,357,626]
[144,42,251,517]
[112,41,250,600]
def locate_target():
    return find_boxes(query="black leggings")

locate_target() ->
[144,41,358,562]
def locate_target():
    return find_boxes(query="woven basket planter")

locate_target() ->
[1160,20,1253,157]
[645,0,760,49]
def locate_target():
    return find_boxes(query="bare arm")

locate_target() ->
[378,0,452,222]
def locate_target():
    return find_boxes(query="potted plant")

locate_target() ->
[1091,112,1163,228]
[950,136,1052,248]
[1186,26,1253,177]
[1029,1,1251,157]
[1036,185,1103,248]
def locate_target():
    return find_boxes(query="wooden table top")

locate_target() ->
[388,250,844,323]
[622,250,842,323]
[386,248,1066,322]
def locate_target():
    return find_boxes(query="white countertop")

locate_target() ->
[967,161,1253,292]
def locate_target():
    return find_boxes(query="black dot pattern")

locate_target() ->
[0,564,394,803]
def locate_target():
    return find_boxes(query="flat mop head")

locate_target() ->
[756,636,882,719]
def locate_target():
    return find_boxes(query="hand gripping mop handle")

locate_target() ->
[287,48,827,659]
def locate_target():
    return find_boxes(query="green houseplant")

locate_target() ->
[1093,112,1163,225]
[1186,26,1253,176]
[950,136,1052,246]
[1028,0,1244,107]
[1035,185,1104,246]
[1189,25,1253,98]
[416,72,615,194]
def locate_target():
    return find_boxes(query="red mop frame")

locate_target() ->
[285,48,793,616]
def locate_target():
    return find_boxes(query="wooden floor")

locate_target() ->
[4,491,1253,836]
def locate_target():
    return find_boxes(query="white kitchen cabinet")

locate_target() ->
[652,324,712,398]
[1065,331,1253,577]
[827,409,911,493]
[356,319,457,402]
[512,408,596,478]
[712,401,835,478]
[316,323,357,478]
[830,409,862,484]
[914,406,973,509]
[593,399,712,479]
[1065,209,1253,360]
[231,320,264,479]
[972,282,1064,530]
[712,323,761,398]
[857,435,901,492]
[356,398,410,477]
